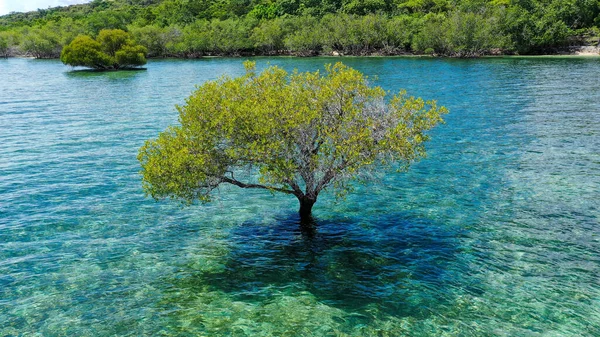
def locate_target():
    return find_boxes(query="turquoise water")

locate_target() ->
[1,57,599,336]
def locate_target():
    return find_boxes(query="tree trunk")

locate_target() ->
[298,196,316,223]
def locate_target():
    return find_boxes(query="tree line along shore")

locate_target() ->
[1,0,599,59]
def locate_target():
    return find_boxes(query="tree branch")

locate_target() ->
[284,178,304,197]
[221,176,296,195]
[315,168,336,194]
[314,157,357,194]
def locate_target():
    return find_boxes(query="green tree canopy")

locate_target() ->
[2,0,599,57]
[0,32,11,57]
[138,62,447,223]
[97,28,131,56]
[59,35,112,68]
[60,29,147,70]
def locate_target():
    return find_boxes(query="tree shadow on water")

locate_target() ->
[64,68,146,81]
[167,212,465,320]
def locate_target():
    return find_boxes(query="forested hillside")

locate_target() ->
[1,0,599,58]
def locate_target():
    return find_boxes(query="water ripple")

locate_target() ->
[1,57,599,336]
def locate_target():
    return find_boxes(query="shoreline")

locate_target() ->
[3,47,598,61]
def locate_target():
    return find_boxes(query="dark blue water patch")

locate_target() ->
[162,211,467,319]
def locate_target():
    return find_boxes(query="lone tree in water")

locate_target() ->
[61,29,147,70]
[138,62,447,223]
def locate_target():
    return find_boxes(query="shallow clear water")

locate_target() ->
[1,57,599,336]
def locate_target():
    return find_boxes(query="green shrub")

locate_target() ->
[61,29,147,69]
[60,35,112,68]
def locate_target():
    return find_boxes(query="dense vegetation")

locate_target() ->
[60,29,147,69]
[1,0,599,58]
[138,62,446,222]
